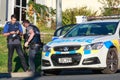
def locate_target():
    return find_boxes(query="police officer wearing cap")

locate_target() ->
[3,14,28,73]
[23,20,41,72]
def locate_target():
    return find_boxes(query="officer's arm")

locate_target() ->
[18,24,23,36]
[27,29,35,43]
[3,33,10,37]
[3,23,10,37]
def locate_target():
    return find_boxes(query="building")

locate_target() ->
[0,0,27,25]
[0,0,103,25]
[0,0,8,25]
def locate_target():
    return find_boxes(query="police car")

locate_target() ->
[42,18,120,74]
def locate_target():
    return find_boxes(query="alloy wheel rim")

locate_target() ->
[107,50,118,72]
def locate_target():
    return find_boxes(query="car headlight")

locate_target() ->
[43,45,51,52]
[84,42,104,50]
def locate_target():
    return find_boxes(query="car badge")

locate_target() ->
[64,47,69,51]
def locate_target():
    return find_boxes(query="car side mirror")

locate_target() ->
[52,35,64,41]
[52,36,59,41]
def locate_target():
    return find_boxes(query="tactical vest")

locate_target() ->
[26,24,41,44]
[7,22,21,41]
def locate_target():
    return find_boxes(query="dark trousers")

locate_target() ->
[8,44,28,72]
[29,44,40,72]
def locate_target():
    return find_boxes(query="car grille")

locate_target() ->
[54,46,81,52]
[51,54,81,66]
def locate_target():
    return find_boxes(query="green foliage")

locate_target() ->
[98,0,120,8]
[27,0,49,23]
[0,27,3,34]
[29,1,49,17]
[98,0,120,16]
[101,8,120,16]
[37,23,55,33]
[27,0,56,29]
[62,7,97,25]
[50,8,56,16]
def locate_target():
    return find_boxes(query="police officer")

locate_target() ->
[3,14,28,73]
[23,20,41,72]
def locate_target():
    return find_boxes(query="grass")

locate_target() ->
[0,30,53,73]
[0,35,8,72]
[37,23,55,33]
[0,35,28,72]
[0,34,42,73]
[38,24,55,44]
[0,23,55,73]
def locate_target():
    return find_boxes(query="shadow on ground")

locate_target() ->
[13,49,42,72]
[0,73,11,78]
[0,70,120,80]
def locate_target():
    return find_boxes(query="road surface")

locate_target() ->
[0,70,120,80]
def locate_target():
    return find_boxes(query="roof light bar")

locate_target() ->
[88,15,120,21]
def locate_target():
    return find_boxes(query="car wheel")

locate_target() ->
[101,48,118,74]
[43,70,61,75]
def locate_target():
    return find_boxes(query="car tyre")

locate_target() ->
[101,48,118,74]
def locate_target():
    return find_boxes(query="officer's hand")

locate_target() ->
[10,31,16,34]
[25,42,29,47]
[16,30,19,34]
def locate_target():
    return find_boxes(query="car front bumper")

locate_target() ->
[41,46,108,70]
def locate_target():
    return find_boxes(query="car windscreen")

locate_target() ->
[54,24,76,37]
[64,22,118,38]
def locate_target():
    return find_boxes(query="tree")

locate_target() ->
[98,0,120,16]
[98,0,120,8]
[62,7,97,25]
[27,0,49,24]
[27,0,57,29]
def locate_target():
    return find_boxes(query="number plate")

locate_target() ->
[58,58,72,63]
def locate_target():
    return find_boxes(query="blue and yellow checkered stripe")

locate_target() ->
[42,47,99,57]
[42,39,120,57]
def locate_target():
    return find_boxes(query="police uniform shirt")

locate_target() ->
[3,22,23,44]
[26,25,41,44]
[26,25,33,36]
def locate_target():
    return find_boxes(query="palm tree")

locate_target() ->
[27,0,49,23]
[28,0,63,29]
